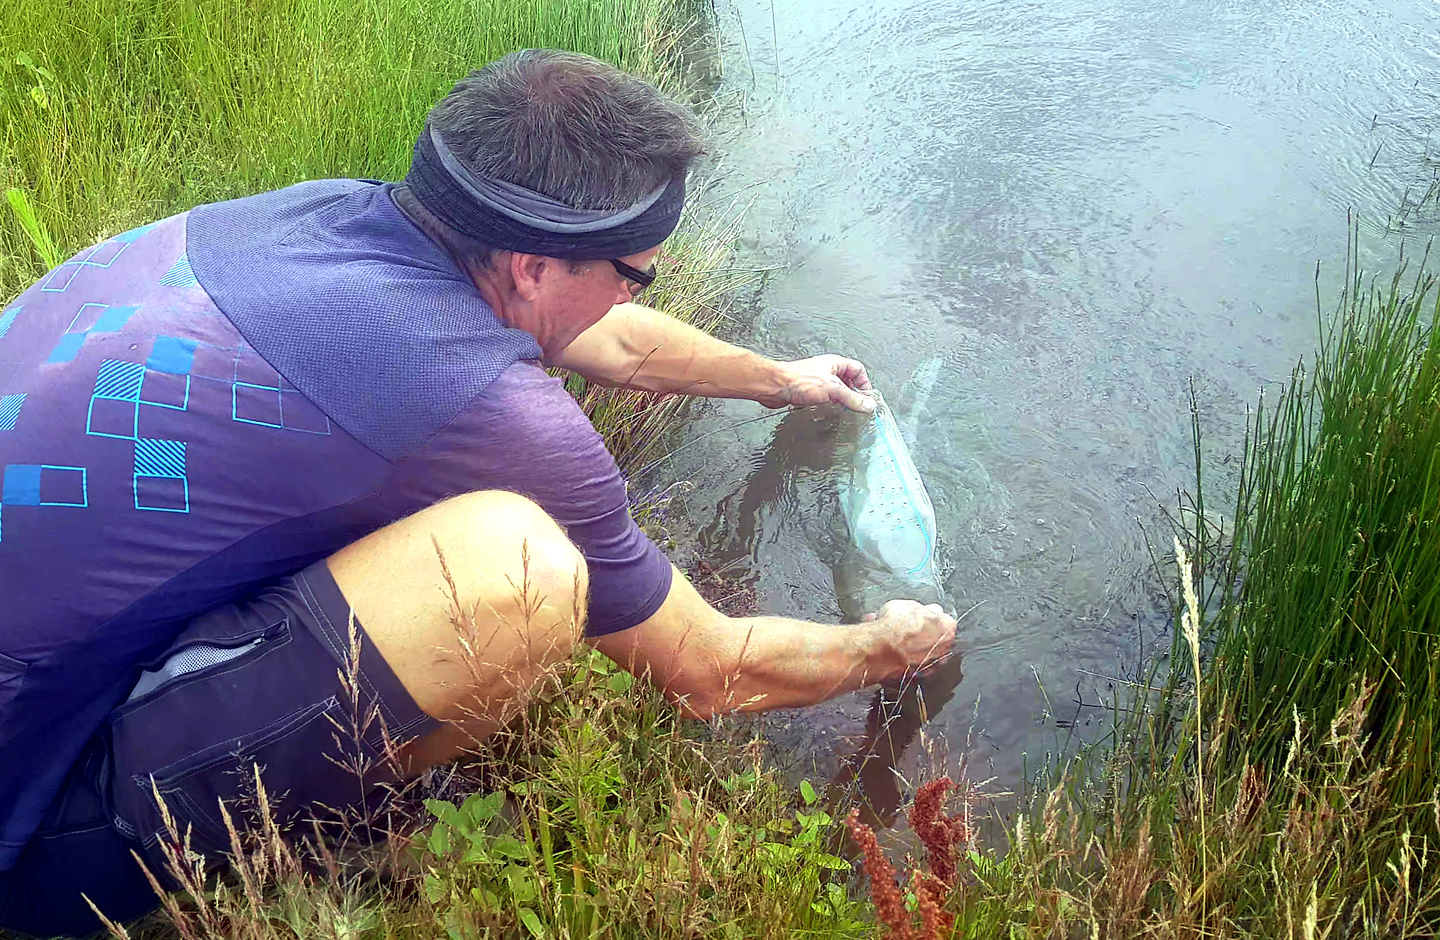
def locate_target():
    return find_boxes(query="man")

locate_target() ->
[0,49,956,934]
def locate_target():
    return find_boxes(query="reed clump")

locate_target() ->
[911,242,1440,937]
[1206,242,1440,820]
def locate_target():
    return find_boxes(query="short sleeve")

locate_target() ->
[385,361,672,635]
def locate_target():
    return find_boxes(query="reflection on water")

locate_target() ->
[655,0,1440,807]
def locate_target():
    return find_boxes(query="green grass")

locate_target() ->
[1,0,703,301]
[1207,242,1440,814]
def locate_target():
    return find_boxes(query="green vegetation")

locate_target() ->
[1209,249,1440,812]
[0,0,703,301]
[897,247,1440,938]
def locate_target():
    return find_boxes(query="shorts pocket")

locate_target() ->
[120,618,289,708]
[141,696,343,857]
[107,601,399,864]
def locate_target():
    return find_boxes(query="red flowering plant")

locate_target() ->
[846,777,974,940]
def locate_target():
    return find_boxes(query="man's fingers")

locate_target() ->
[833,379,876,413]
[835,358,872,391]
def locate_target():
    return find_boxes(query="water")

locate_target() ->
[654,0,1440,808]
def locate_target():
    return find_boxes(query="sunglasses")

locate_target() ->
[609,258,657,297]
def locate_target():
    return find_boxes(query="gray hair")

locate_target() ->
[428,49,708,212]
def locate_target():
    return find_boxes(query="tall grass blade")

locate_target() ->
[5,187,60,271]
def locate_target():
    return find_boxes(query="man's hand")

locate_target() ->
[758,355,875,413]
[864,600,958,683]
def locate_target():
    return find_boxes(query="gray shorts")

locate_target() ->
[0,562,439,937]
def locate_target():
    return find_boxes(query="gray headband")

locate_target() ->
[427,125,669,234]
[405,121,687,259]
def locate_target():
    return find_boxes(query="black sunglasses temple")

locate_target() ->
[609,258,657,289]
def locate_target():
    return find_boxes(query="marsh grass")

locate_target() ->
[1204,237,1440,818]
[0,0,704,299]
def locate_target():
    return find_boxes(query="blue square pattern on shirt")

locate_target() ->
[91,305,139,333]
[0,465,90,543]
[2,465,40,506]
[87,360,146,441]
[0,307,19,340]
[133,438,188,513]
[46,333,88,366]
[147,336,198,375]
[159,253,199,289]
[41,236,139,294]
[46,304,140,364]
[1,465,86,508]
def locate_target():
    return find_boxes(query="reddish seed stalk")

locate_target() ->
[847,809,917,940]
[850,778,971,939]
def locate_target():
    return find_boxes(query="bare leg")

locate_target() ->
[325,490,588,776]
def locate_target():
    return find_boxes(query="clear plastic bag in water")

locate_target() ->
[836,388,945,615]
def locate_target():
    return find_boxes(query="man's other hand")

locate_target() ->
[760,355,875,413]
[865,600,958,682]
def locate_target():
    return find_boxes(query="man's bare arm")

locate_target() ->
[554,302,875,411]
[590,565,956,718]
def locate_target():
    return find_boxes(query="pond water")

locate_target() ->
[651,0,1440,815]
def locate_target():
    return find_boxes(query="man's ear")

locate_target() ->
[510,252,550,301]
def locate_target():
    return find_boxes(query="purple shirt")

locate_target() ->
[0,180,672,868]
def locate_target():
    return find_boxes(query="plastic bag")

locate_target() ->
[836,387,945,614]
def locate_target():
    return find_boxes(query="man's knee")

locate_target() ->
[441,490,586,598]
[332,491,588,756]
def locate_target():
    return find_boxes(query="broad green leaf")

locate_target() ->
[506,864,539,903]
[461,790,505,825]
[491,833,529,859]
[800,780,818,805]
[424,799,465,830]
[812,853,851,870]
[518,907,546,938]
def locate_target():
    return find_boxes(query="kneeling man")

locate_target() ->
[0,49,956,935]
